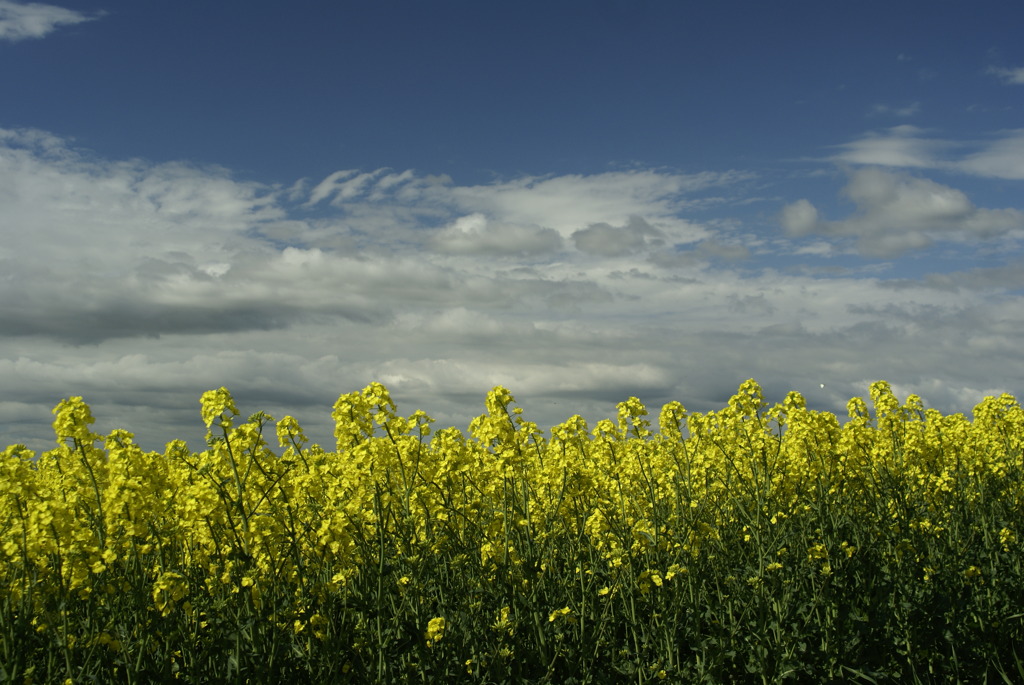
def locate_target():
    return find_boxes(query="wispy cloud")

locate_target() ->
[829,126,1024,180]
[0,0,100,41]
[987,66,1024,85]
[959,130,1024,180]
[829,125,947,168]
[868,102,921,118]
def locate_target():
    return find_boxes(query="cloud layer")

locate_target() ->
[3,126,1024,455]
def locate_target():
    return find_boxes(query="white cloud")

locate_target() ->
[830,125,946,168]
[830,127,1024,180]
[988,66,1024,85]
[780,168,1024,257]
[790,240,835,257]
[2,127,1024,456]
[0,0,99,41]
[959,130,1024,180]
[305,169,391,206]
[431,213,563,256]
[0,127,751,344]
[571,215,665,257]
[444,170,748,237]
[779,198,820,236]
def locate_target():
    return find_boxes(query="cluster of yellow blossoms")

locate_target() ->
[4,379,1022,598]
[1,379,1021,680]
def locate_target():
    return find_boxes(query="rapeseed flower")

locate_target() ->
[425,616,446,645]
[6,379,1024,680]
[549,606,573,623]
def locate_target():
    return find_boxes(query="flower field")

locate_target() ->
[2,380,1024,683]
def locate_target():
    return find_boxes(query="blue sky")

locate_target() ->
[2,0,1024,454]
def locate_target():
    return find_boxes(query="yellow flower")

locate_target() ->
[310,613,328,640]
[807,543,828,561]
[638,569,663,593]
[491,606,513,635]
[665,564,687,581]
[425,616,446,644]
[999,527,1016,551]
[152,571,189,616]
[548,606,572,622]
[200,387,239,429]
